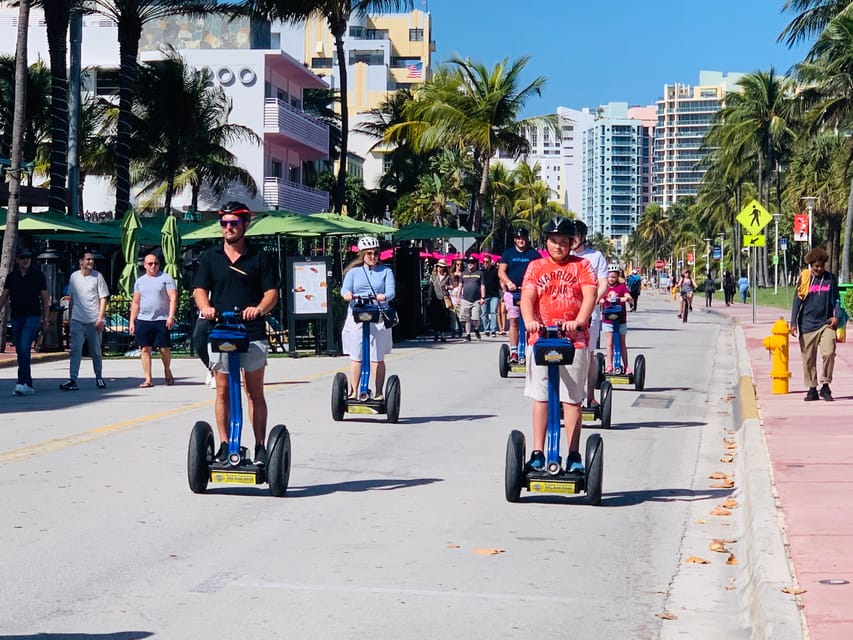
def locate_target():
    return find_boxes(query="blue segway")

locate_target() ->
[593,305,646,391]
[504,327,604,505]
[331,296,401,423]
[188,310,292,497]
[498,292,527,378]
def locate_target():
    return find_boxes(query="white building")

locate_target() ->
[0,9,331,215]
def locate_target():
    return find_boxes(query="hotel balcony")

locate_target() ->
[263,178,330,214]
[263,98,329,158]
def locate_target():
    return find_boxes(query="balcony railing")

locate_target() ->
[263,178,330,214]
[263,99,328,155]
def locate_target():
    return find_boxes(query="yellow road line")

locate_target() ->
[2,347,428,463]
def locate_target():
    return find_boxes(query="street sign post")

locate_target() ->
[743,234,766,247]
[737,199,773,236]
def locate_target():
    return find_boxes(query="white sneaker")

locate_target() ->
[19,384,34,395]
[12,384,25,396]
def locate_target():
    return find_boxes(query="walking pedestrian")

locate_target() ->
[427,259,452,342]
[723,271,736,306]
[129,251,177,387]
[738,273,750,303]
[0,247,50,395]
[480,254,500,336]
[60,250,110,391]
[703,272,715,307]
[626,269,642,311]
[459,257,485,340]
[790,247,840,402]
[193,202,279,465]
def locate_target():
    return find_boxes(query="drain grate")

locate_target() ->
[631,394,674,409]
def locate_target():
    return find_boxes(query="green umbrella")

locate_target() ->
[161,214,182,292]
[118,210,141,298]
[309,211,395,236]
[395,222,480,242]
[246,210,337,237]
[0,211,97,234]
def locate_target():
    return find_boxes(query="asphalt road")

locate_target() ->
[0,294,764,639]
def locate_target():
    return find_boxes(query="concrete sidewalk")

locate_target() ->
[710,298,853,640]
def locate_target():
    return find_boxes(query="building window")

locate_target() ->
[95,68,119,96]
[312,57,333,68]
[409,28,424,41]
[270,159,282,179]
[349,50,384,65]
[289,165,300,184]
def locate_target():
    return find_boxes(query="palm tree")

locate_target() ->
[388,56,553,233]
[778,0,852,47]
[482,162,516,252]
[238,0,414,214]
[635,203,670,278]
[130,52,259,215]
[85,0,218,218]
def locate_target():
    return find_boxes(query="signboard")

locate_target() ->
[793,214,809,242]
[713,246,722,260]
[780,237,788,252]
[687,252,695,265]
[654,259,664,270]
[291,260,329,315]
[743,234,766,247]
[737,199,773,235]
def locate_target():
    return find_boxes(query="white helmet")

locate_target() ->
[357,236,380,251]
[607,263,621,273]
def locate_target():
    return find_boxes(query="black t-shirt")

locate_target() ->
[482,265,501,297]
[194,242,279,340]
[2,268,47,318]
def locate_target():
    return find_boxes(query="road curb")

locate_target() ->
[0,352,69,369]
[730,318,808,639]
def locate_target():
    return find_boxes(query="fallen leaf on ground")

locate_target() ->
[711,479,736,489]
[720,454,735,463]
[710,540,729,553]
[726,429,736,435]
[709,471,732,480]
[447,544,460,549]
[710,507,732,516]
[686,556,710,564]
[724,439,738,450]
[725,585,736,591]
[473,548,505,555]
[656,612,678,620]
[727,553,739,565]
[694,518,707,524]
[723,394,735,403]
[781,587,806,595]
[722,498,739,509]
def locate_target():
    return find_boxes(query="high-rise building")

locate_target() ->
[582,102,653,253]
[653,70,744,209]
[279,10,433,191]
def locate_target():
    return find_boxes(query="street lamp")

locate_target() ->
[690,244,697,271]
[704,237,712,275]
[801,196,817,249]
[718,231,726,291]
[773,212,781,294]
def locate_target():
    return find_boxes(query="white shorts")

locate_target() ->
[524,346,588,404]
[459,299,481,321]
[341,315,393,362]
[209,340,268,374]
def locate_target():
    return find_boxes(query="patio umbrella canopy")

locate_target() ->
[394,222,480,242]
[0,211,106,234]
[118,209,141,297]
[310,211,394,236]
[161,215,183,291]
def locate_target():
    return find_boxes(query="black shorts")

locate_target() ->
[135,319,171,349]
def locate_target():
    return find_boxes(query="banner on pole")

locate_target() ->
[793,214,809,242]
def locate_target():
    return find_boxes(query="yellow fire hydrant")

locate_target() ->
[763,317,791,394]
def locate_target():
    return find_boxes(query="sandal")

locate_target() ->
[604,368,614,374]
[139,381,154,388]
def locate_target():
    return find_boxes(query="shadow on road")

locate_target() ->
[285,477,444,498]
[594,420,707,431]
[601,487,732,507]
[0,634,153,639]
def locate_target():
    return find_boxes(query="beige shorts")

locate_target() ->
[209,340,268,374]
[524,346,588,404]
[459,299,481,321]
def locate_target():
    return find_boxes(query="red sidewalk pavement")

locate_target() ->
[713,299,853,640]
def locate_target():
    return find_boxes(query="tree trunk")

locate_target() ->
[114,19,142,219]
[472,155,489,233]
[45,0,71,215]
[841,173,853,284]
[332,21,348,214]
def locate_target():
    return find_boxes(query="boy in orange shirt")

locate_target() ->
[520,217,598,472]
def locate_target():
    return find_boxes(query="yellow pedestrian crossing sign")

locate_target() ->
[743,234,766,247]
[737,199,773,235]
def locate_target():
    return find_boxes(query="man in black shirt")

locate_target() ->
[790,247,841,401]
[0,247,50,396]
[194,202,279,464]
[480,254,500,336]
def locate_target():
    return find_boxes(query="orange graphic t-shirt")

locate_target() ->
[521,255,596,348]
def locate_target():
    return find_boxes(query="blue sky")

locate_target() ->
[426,0,812,116]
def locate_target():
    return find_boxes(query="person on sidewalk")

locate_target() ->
[703,272,716,308]
[722,271,736,306]
[499,227,541,364]
[60,250,110,391]
[737,273,750,303]
[129,251,177,388]
[790,247,841,402]
[0,247,50,396]
[480,255,501,336]
[427,259,452,342]
[459,256,485,341]
[626,269,642,311]
[194,202,279,465]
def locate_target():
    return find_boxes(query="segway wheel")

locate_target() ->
[600,380,613,429]
[267,424,291,497]
[385,375,401,423]
[594,352,605,389]
[584,434,604,506]
[505,430,526,503]
[499,344,510,378]
[331,372,348,421]
[188,420,214,494]
[634,354,646,391]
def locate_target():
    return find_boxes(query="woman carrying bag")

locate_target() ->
[427,259,452,342]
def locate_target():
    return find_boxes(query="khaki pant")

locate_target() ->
[799,324,836,388]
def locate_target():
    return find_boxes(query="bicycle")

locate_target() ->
[679,291,692,323]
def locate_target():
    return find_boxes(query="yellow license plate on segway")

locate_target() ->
[609,376,630,385]
[528,480,579,494]
[211,471,258,485]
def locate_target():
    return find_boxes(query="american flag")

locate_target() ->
[406,61,423,79]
